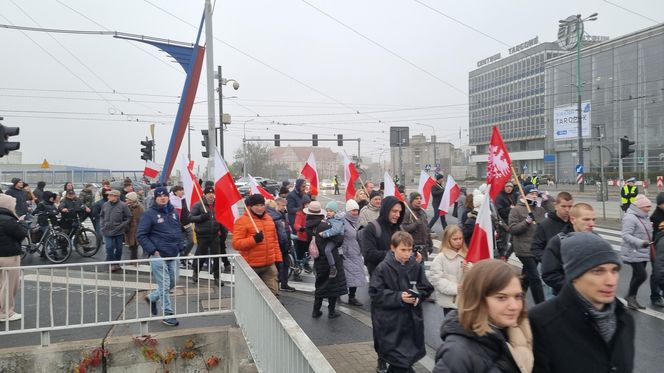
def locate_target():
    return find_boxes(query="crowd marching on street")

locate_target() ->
[3,140,664,372]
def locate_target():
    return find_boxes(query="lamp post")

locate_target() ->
[559,12,598,192]
[215,65,240,159]
[415,123,437,171]
[242,119,255,178]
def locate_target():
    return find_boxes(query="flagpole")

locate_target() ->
[193,182,208,213]
[357,176,371,198]
[246,207,260,232]
[404,202,419,221]
[510,165,534,216]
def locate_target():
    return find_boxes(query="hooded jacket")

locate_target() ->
[266,206,292,252]
[0,195,27,257]
[286,179,307,229]
[621,204,652,263]
[341,212,367,288]
[361,196,405,275]
[369,251,433,369]
[5,185,27,217]
[136,201,182,258]
[34,191,59,227]
[433,311,532,373]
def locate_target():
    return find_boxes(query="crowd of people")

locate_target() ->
[2,173,663,372]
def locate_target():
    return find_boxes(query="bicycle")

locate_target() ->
[21,213,72,264]
[61,213,101,257]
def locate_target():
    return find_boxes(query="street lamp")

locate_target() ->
[242,119,255,178]
[415,123,437,172]
[559,12,598,192]
[215,65,240,159]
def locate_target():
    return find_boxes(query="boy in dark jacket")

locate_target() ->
[369,231,433,373]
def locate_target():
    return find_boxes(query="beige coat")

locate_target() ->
[429,247,466,309]
[506,318,534,373]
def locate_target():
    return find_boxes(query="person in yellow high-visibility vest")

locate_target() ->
[621,177,639,211]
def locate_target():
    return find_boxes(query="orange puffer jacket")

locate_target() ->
[232,211,282,267]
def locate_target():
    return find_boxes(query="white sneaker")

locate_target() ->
[5,313,21,321]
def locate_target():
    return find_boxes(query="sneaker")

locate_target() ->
[347,297,363,307]
[625,296,646,310]
[162,317,179,327]
[311,310,323,318]
[652,298,664,307]
[3,313,22,321]
[144,296,158,316]
[329,267,337,278]
[328,311,340,319]
[280,285,296,292]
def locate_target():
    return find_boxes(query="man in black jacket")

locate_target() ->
[4,178,27,218]
[362,196,405,277]
[189,187,224,286]
[495,181,517,223]
[530,232,634,373]
[427,174,447,229]
[531,192,573,261]
[541,203,595,295]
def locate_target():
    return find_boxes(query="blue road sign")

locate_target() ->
[523,163,528,171]
[576,164,584,174]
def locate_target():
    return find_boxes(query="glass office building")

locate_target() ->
[469,42,566,177]
[544,23,664,183]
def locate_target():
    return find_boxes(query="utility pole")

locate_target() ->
[204,0,216,179]
[218,65,224,158]
[575,15,584,193]
[596,125,606,220]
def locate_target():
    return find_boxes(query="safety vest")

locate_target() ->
[621,185,637,205]
[530,176,538,185]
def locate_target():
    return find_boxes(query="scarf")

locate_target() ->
[573,286,617,343]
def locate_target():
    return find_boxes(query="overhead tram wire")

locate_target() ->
[300,0,466,97]
[601,0,660,24]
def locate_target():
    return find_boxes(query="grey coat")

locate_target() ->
[508,200,551,257]
[359,204,380,228]
[341,214,367,288]
[100,200,132,237]
[621,204,652,263]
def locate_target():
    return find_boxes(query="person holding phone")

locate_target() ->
[369,231,433,373]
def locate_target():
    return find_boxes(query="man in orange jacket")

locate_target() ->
[232,194,282,296]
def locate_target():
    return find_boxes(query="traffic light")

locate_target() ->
[337,134,343,146]
[620,136,635,159]
[0,117,20,158]
[312,134,318,147]
[274,134,280,147]
[140,138,153,161]
[201,130,210,158]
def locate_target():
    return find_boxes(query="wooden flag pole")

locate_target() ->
[193,185,208,213]
[404,201,419,221]
[357,176,371,198]
[510,165,534,217]
[245,203,260,233]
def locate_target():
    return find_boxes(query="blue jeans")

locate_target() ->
[147,257,179,315]
[104,235,124,262]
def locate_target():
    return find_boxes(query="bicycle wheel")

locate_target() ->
[287,252,300,279]
[44,232,72,264]
[74,228,101,257]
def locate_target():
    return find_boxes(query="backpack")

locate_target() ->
[357,220,381,257]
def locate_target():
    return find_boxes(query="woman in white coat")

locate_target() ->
[430,225,467,315]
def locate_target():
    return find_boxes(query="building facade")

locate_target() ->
[390,133,457,184]
[544,23,664,183]
[270,146,341,180]
[469,40,567,177]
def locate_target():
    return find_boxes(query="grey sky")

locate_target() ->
[1,0,661,172]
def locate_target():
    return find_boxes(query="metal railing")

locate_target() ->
[1,254,334,372]
[234,258,335,373]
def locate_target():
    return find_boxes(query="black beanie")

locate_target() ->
[245,194,266,206]
[657,192,664,206]
[369,190,382,200]
[409,191,422,202]
[561,232,622,281]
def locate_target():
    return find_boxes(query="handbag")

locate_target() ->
[308,237,320,259]
[636,218,656,261]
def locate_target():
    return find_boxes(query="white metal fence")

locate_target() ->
[0,254,333,372]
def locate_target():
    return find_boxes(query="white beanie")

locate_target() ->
[346,199,360,211]
[473,190,484,209]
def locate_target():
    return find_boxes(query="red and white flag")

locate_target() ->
[248,174,275,200]
[300,152,319,196]
[342,152,360,201]
[487,125,513,201]
[438,175,461,216]
[383,171,404,201]
[214,151,242,230]
[417,171,436,209]
[466,193,494,263]
[143,161,160,179]
[180,155,202,211]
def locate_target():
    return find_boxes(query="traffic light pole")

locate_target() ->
[204,0,217,180]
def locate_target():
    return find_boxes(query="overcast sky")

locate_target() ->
[1,0,661,171]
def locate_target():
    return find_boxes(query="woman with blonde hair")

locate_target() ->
[434,259,533,373]
[354,189,369,211]
[429,225,467,315]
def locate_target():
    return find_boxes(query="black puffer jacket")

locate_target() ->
[434,311,520,373]
[362,196,406,276]
[651,207,664,235]
[0,208,28,257]
[495,190,517,223]
[655,230,664,290]
[312,219,348,299]
[189,199,222,238]
[531,212,571,261]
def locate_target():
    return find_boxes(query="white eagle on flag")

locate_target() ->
[488,145,510,179]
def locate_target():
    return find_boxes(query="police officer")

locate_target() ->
[621,177,639,212]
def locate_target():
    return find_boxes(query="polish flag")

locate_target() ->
[214,151,242,230]
[342,152,360,201]
[383,171,404,201]
[417,171,437,209]
[248,174,275,200]
[143,161,160,179]
[487,126,513,201]
[180,155,202,211]
[438,175,461,216]
[466,193,494,263]
[300,152,319,196]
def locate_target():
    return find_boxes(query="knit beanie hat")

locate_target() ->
[0,194,17,217]
[125,192,138,202]
[154,187,169,198]
[657,192,664,206]
[245,194,266,206]
[409,191,422,202]
[325,201,339,213]
[473,191,484,210]
[345,199,360,211]
[634,194,652,209]
[369,190,382,200]
[11,177,21,186]
[561,232,622,281]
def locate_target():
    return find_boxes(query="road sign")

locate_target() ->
[523,163,528,171]
[657,176,663,188]
[424,164,431,171]
[576,164,584,174]
[41,159,50,169]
